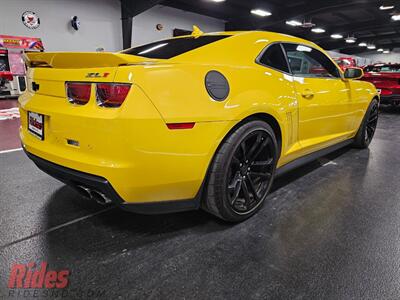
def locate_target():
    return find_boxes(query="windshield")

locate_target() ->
[364,64,400,73]
[122,35,230,59]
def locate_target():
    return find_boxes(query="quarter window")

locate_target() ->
[122,35,230,59]
[258,44,290,73]
[283,43,340,78]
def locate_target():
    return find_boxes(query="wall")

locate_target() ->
[357,49,400,64]
[131,5,226,46]
[328,50,373,66]
[0,0,122,52]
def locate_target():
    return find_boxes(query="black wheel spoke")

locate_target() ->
[249,171,271,179]
[252,158,273,168]
[241,180,251,206]
[246,177,259,201]
[230,179,242,205]
[240,142,247,161]
[249,138,270,163]
[232,155,241,165]
[228,172,241,191]
[246,133,263,163]
[369,115,378,123]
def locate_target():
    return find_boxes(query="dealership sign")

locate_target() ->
[0,35,44,50]
[0,35,44,51]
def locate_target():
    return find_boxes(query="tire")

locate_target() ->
[352,99,379,149]
[202,120,279,222]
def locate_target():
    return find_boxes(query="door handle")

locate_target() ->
[301,89,315,99]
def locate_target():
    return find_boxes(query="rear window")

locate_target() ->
[364,64,400,73]
[122,35,230,59]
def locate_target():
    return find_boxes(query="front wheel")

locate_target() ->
[203,121,278,222]
[353,99,379,149]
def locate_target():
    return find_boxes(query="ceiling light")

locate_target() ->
[251,9,272,17]
[345,36,357,43]
[286,20,302,26]
[392,14,400,21]
[311,28,325,33]
[377,48,384,52]
[211,0,225,2]
[331,34,343,39]
[358,42,367,47]
[379,5,395,10]
[383,50,390,54]
[367,44,376,49]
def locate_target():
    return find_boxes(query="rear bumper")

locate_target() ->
[25,149,202,214]
[380,95,400,105]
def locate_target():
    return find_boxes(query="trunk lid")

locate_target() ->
[24,52,156,98]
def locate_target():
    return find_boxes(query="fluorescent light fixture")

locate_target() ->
[210,0,225,2]
[296,45,312,52]
[392,14,400,21]
[367,44,376,49]
[345,37,357,43]
[311,28,325,33]
[383,50,390,54]
[358,42,367,47]
[380,5,395,10]
[377,48,384,52]
[331,34,343,39]
[286,20,302,26]
[138,43,168,55]
[251,9,272,17]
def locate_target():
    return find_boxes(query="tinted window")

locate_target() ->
[258,44,290,73]
[283,44,340,78]
[364,64,400,73]
[122,35,230,59]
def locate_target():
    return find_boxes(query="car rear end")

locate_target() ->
[19,42,237,212]
[20,53,164,204]
[362,64,400,105]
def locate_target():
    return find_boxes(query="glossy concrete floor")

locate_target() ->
[1,106,400,299]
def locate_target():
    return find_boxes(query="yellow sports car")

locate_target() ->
[19,29,379,222]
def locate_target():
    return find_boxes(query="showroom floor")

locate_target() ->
[1,100,400,299]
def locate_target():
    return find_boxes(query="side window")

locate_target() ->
[283,44,340,78]
[258,44,290,73]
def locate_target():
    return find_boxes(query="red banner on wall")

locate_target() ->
[0,35,44,51]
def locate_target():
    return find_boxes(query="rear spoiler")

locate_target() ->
[24,52,155,69]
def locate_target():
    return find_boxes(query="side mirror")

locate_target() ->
[344,67,364,80]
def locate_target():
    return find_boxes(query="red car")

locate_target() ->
[334,57,357,71]
[362,64,400,106]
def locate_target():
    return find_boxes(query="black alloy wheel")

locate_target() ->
[365,101,378,144]
[353,98,379,149]
[203,120,278,222]
[227,130,275,214]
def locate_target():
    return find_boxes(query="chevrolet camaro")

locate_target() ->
[19,29,379,222]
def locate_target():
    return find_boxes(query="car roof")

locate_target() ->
[167,30,326,65]
[176,30,318,47]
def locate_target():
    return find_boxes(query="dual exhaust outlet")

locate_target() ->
[77,186,113,205]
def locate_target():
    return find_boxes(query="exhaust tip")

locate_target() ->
[76,185,92,199]
[90,190,112,205]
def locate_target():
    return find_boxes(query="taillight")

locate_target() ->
[66,82,91,105]
[96,83,131,108]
